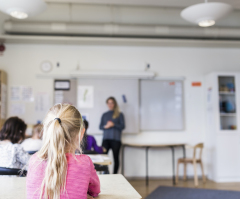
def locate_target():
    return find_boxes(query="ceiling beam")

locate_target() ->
[2,34,240,48]
[43,0,240,10]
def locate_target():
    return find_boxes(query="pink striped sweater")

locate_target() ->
[26,153,100,199]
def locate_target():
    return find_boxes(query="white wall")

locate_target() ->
[0,13,9,34]
[0,43,240,178]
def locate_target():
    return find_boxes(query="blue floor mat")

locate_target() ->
[146,186,240,199]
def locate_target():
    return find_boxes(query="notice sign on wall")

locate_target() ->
[192,82,202,87]
[22,86,34,101]
[11,86,21,101]
[11,86,34,101]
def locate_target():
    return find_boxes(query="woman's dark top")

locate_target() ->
[99,110,125,141]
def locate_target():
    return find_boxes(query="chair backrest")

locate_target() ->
[0,167,27,176]
[27,151,38,155]
[193,143,204,160]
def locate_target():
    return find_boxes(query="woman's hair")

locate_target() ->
[106,97,120,119]
[37,104,84,199]
[0,117,27,144]
[32,124,43,139]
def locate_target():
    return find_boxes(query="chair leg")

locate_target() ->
[176,161,180,184]
[200,161,206,183]
[183,163,187,181]
[193,161,198,187]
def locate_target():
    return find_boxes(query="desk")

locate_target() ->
[0,174,141,199]
[122,143,186,186]
[86,154,112,165]
[86,154,112,174]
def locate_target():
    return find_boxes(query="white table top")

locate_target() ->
[86,154,112,166]
[0,174,142,199]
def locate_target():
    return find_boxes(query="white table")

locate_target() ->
[0,174,142,199]
[86,154,112,166]
[122,143,186,186]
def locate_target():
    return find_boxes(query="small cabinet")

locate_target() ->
[206,72,240,182]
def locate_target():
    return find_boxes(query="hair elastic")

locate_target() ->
[54,118,61,124]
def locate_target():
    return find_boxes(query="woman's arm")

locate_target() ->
[113,113,125,131]
[87,157,101,197]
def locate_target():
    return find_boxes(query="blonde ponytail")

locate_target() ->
[37,104,83,199]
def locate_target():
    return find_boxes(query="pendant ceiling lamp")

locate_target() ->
[181,0,232,27]
[0,0,46,19]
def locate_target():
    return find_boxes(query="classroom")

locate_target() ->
[0,0,240,199]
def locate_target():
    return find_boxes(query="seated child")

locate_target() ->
[0,117,30,169]
[21,124,43,152]
[27,104,100,199]
[83,120,106,154]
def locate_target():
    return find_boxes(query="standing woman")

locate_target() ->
[99,97,125,174]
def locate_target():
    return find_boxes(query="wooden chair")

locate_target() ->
[176,143,206,186]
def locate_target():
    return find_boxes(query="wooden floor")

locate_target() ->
[128,178,240,199]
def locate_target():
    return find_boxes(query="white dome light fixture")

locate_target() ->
[181,1,232,27]
[0,0,46,19]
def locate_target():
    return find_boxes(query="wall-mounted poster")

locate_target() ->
[11,86,34,102]
[11,86,21,101]
[22,86,34,102]
[54,91,64,104]
[77,86,94,108]
[35,92,50,112]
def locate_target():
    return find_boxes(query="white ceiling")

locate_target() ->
[45,0,240,9]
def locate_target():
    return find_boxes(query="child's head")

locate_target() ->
[0,117,27,144]
[38,103,84,199]
[32,124,43,139]
[83,120,88,133]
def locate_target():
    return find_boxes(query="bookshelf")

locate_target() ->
[218,76,237,130]
[0,70,7,128]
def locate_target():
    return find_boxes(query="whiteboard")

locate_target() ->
[140,80,184,130]
[77,79,139,134]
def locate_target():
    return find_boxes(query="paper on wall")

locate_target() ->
[11,86,21,101]
[11,86,34,102]
[22,86,34,102]
[10,103,25,115]
[54,91,64,104]
[78,86,94,108]
[35,93,50,112]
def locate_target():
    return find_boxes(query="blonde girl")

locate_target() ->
[27,104,100,199]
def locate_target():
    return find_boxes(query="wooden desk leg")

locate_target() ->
[170,146,176,185]
[122,145,125,176]
[146,147,149,186]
